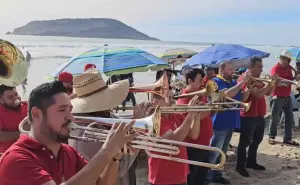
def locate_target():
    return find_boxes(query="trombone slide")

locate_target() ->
[69,122,226,170]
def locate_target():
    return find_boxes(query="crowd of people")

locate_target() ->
[0,49,299,185]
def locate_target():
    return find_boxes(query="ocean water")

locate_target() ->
[0,35,295,100]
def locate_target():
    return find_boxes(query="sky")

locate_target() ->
[1,0,300,46]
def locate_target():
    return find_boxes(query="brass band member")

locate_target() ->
[236,57,275,177]
[177,68,212,185]
[148,89,201,185]
[68,69,141,185]
[268,50,299,146]
[207,62,252,184]
[0,81,136,185]
[0,85,27,154]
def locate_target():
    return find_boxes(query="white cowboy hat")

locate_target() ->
[275,50,292,59]
[71,69,129,113]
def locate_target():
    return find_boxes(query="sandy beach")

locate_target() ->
[135,116,300,185]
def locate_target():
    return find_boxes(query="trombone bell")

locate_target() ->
[129,71,169,98]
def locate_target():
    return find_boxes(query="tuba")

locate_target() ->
[0,39,28,87]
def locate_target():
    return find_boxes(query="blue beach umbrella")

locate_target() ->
[51,45,169,78]
[184,44,270,68]
[287,47,300,60]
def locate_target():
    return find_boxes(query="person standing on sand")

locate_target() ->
[176,68,213,185]
[21,78,28,93]
[268,50,300,146]
[148,90,202,185]
[236,58,276,177]
[26,51,31,65]
[207,62,252,184]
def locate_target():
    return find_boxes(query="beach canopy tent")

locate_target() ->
[50,45,169,78]
[184,44,270,69]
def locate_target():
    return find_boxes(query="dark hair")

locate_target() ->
[248,57,262,68]
[184,68,205,84]
[28,81,67,121]
[0,85,15,97]
[205,67,215,72]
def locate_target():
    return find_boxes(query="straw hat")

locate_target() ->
[275,50,292,59]
[71,69,129,113]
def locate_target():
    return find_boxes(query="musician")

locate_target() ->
[148,91,202,185]
[0,85,27,154]
[0,81,136,185]
[68,69,140,185]
[207,62,252,184]
[176,68,213,185]
[203,67,216,87]
[236,57,276,177]
[268,50,299,146]
[58,72,73,96]
[84,63,97,71]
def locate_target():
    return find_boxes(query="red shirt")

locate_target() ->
[0,134,87,185]
[0,103,28,153]
[271,63,293,97]
[148,114,189,185]
[238,74,266,117]
[177,89,213,146]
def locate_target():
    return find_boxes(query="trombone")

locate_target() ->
[114,102,249,113]
[19,107,226,170]
[174,80,251,112]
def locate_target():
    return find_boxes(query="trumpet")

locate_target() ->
[233,74,275,85]
[129,71,169,98]
[19,107,226,170]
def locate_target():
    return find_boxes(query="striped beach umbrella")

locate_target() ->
[51,45,169,77]
[161,48,197,68]
[287,47,300,60]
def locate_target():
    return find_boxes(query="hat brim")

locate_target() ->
[275,55,292,59]
[71,80,130,113]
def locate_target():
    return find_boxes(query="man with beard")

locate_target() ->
[0,85,27,154]
[0,81,137,185]
[207,62,252,184]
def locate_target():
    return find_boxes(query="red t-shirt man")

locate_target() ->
[238,75,266,117]
[0,134,88,185]
[0,102,28,153]
[148,114,189,185]
[177,89,213,146]
[270,63,293,97]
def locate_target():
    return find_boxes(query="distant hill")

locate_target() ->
[9,18,159,41]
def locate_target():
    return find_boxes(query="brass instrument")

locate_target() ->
[174,80,221,102]
[19,107,226,170]
[0,39,28,87]
[129,71,169,98]
[233,74,274,85]
[174,80,251,111]
[114,102,249,113]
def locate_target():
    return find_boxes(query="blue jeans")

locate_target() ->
[269,96,293,141]
[207,128,233,181]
